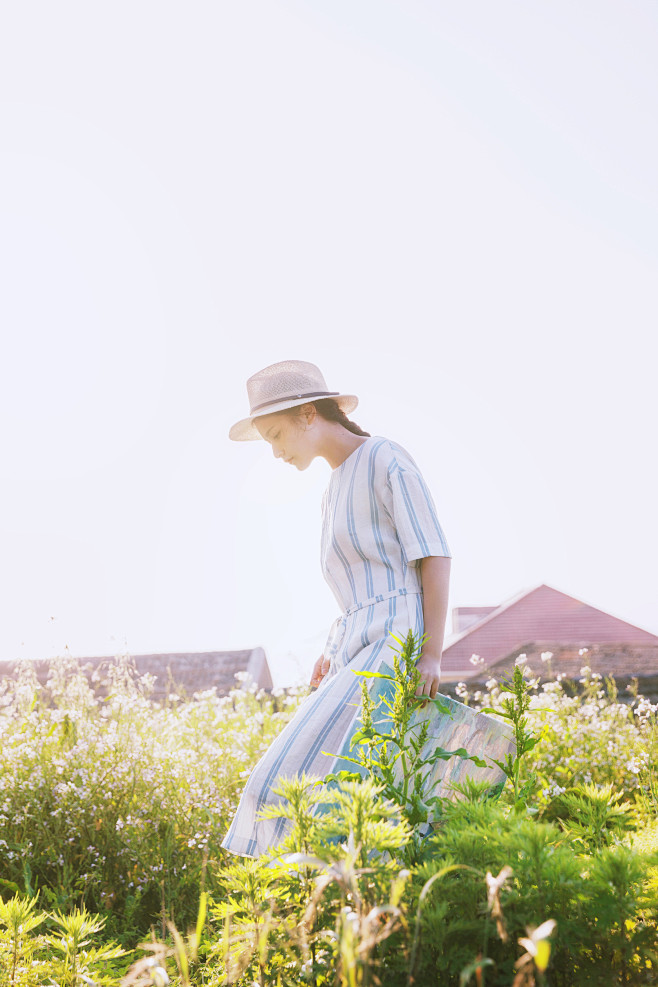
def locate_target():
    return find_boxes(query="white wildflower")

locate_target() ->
[151,967,170,987]
[540,652,553,662]
[515,654,527,667]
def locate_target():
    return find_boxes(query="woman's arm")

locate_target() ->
[415,555,451,699]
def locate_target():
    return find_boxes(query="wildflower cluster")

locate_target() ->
[0,655,304,937]
[1,642,658,986]
[461,658,658,811]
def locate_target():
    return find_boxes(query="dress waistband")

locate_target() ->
[342,587,422,619]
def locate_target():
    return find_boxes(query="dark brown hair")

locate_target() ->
[280,398,370,437]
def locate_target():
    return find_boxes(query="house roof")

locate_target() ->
[0,648,273,701]
[441,584,658,682]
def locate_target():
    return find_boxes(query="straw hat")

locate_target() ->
[229,360,359,441]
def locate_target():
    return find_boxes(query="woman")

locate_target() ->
[223,359,452,857]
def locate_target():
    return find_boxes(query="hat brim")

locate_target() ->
[229,394,359,441]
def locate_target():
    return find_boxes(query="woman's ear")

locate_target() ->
[299,403,317,428]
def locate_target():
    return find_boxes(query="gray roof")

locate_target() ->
[0,648,273,702]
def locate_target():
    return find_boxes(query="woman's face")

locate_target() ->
[255,407,316,470]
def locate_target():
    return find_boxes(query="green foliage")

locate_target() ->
[45,908,125,987]
[544,782,636,852]
[0,898,125,987]
[259,774,411,868]
[326,631,488,864]
[407,798,658,985]
[1,642,658,984]
[480,658,541,806]
[0,894,48,987]
[209,775,412,986]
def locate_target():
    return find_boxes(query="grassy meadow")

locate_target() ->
[1,643,657,985]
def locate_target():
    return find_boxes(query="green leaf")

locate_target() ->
[195,891,207,951]
[480,705,513,719]
[323,769,364,785]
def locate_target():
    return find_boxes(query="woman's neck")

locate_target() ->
[319,426,369,470]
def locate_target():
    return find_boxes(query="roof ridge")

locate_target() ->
[444,583,658,655]
[445,584,548,650]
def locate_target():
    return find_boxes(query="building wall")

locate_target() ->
[480,642,658,682]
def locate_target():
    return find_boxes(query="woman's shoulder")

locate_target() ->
[368,435,421,474]
[332,437,423,487]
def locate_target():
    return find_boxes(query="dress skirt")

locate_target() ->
[221,588,425,857]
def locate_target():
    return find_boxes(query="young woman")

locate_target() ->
[223,359,452,857]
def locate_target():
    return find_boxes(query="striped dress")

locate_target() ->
[222,435,451,857]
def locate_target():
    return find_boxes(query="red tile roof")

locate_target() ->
[441,584,658,682]
[452,606,498,634]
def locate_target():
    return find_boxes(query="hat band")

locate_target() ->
[250,390,339,413]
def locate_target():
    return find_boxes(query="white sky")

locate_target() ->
[1,1,657,687]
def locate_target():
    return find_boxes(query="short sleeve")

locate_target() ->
[386,462,452,565]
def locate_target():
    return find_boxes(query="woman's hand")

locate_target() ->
[415,652,442,700]
[310,654,331,688]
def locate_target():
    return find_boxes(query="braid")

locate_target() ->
[312,398,371,437]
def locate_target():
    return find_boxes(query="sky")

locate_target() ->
[1,1,657,687]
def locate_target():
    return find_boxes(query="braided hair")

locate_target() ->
[311,398,370,437]
[278,398,370,437]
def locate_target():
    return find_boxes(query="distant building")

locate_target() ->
[0,648,273,701]
[442,584,658,683]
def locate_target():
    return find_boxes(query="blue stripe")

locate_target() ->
[384,594,397,644]
[415,592,424,644]
[360,603,375,651]
[346,444,374,600]
[329,488,358,604]
[367,441,396,591]
[298,631,392,775]
[397,466,430,559]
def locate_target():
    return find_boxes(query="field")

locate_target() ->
[1,642,657,986]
